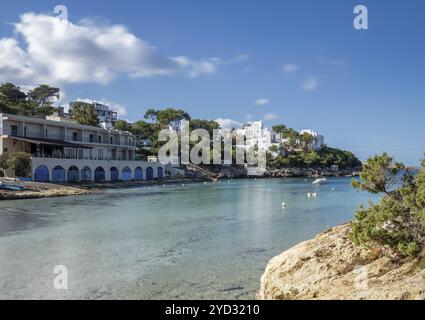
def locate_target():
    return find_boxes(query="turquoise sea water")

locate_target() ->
[0,178,379,299]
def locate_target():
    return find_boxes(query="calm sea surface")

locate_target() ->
[0,178,379,299]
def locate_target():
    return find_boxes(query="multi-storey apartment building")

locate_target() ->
[236,121,280,152]
[0,113,166,182]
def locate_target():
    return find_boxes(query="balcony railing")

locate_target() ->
[64,135,135,147]
[2,128,135,147]
[32,154,118,161]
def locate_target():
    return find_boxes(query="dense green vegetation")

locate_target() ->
[268,123,361,169]
[0,83,59,117]
[68,102,99,126]
[1,152,32,178]
[268,147,361,169]
[350,153,425,257]
[113,108,220,159]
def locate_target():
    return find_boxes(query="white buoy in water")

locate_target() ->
[307,192,311,198]
[331,187,335,191]
[282,202,286,207]
[312,192,317,197]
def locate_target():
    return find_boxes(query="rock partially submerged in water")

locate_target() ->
[257,224,425,300]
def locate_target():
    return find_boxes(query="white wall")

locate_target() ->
[31,157,167,182]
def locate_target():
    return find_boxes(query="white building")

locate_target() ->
[236,121,280,152]
[0,113,167,182]
[233,121,324,154]
[299,129,325,150]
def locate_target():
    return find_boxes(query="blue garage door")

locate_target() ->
[34,165,49,182]
[134,167,143,180]
[110,167,119,181]
[81,167,92,181]
[146,167,154,180]
[94,167,105,182]
[52,166,65,183]
[157,167,163,179]
[121,167,132,181]
[67,166,79,182]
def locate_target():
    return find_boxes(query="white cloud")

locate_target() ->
[255,98,270,105]
[174,56,222,78]
[215,118,241,129]
[301,77,319,91]
[263,113,278,121]
[245,114,252,120]
[55,89,68,110]
[0,12,244,85]
[282,63,299,74]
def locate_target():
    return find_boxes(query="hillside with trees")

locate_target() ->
[0,83,59,117]
[268,123,361,169]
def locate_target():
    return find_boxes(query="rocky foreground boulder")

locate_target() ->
[257,224,425,300]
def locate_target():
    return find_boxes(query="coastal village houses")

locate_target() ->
[236,121,325,154]
[0,103,167,182]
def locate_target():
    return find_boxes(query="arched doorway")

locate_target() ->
[121,167,132,181]
[94,167,105,182]
[34,165,49,182]
[52,166,66,183]
[134,167,143,180]
[146,167,154,180]
[67,166,79,182]
[81,166,92,181]
[110,167,119,181]
[157,167,163,179]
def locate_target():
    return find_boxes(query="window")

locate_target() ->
[98,136,101,143]
[66,149,75,159]
[72,132,78,141]
[98,149,104,160]
[10,125,18,137]
[78,149,83,159]
[89,134,94,143]
[24,127,27,137]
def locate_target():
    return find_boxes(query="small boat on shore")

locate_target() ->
[312,178,327,185]
[0,182,25,191]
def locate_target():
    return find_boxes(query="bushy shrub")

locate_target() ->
[268,147,361,169]
[350,153,425,257]
[2,152,32,178]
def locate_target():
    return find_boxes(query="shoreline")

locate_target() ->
[0,177,209,201]
[0,169,358,201]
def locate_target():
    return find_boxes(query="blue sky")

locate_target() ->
[0,0,424,164]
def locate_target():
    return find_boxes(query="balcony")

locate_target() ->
[64,135,133,147]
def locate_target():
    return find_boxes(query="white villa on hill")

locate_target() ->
[235,121,325,153]
[236,121,278,151]
[0,113,167,182]
[299,129,325,150]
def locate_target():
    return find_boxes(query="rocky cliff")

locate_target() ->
[257,224,425,300]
